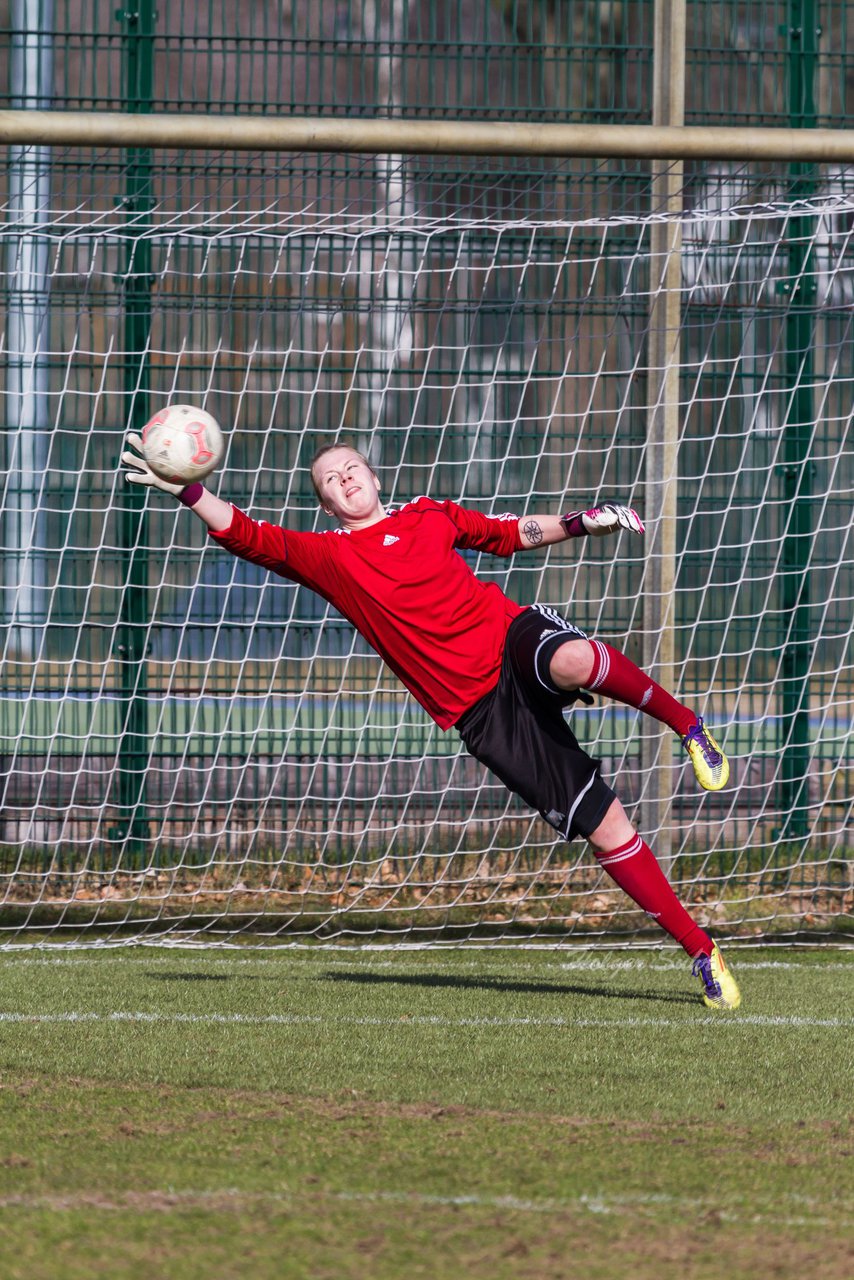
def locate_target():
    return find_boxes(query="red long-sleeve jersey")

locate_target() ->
[210,496,525,729]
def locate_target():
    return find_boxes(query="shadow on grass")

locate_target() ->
[324,969,697,1006]
[145,971,244,983]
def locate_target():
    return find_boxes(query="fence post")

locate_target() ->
[779,1,818,841]
[113,0,155,857]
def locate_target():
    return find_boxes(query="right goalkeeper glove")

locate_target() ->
[560,503,645,538]
[122,432,187,498]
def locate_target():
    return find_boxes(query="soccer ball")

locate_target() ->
[141,404,224,484]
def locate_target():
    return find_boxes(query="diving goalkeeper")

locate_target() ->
[123,437,741,1010]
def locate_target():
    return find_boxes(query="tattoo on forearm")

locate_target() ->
[522,519,544,546]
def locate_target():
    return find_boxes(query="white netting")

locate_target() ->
[1,150,852,945]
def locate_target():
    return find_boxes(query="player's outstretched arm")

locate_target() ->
[122,432,233,532]
[517,503,644,549]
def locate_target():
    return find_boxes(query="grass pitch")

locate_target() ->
[0,946,851,1280]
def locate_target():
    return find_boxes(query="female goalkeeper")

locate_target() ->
[124,437,741,1010]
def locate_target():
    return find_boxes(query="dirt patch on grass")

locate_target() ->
[8,1070,852,1156]
[0,1187,851,1280]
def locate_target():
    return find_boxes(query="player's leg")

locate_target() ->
[457,613,740,1010]
[548,637,729,791]
[586,798,741,1010]
[586,798,712,960]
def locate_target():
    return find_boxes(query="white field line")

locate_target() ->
[1,954,852,972]
[0,1186,848,1228]
[0,1010,851,1029]
[333,1188,851,1228]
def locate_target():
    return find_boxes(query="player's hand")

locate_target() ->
[121,432,185,497]
[581,503,645,537]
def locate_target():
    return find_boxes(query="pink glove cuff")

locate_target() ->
[559,511,587,538]
[177,483,205,507]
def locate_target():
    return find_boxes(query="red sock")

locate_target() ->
[596,833,713,958]
[584,641,696,737]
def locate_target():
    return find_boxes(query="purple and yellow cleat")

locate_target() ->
[692,943,742,1010]
[682,718,730,791]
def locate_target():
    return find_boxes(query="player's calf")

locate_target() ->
[562,636,731,793]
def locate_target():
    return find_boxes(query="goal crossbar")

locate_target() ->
[3,111,854,162]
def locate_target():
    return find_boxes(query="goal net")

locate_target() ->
[1,144,852,947]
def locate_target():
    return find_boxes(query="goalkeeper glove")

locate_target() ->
[560,503,645,538]
[122,432,192,499]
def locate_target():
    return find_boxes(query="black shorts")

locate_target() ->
[455,606,617,841]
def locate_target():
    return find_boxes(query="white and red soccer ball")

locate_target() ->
[141,404,225,484]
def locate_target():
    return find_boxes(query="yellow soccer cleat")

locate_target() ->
[682,718,730,791]
[692,943,742,1011]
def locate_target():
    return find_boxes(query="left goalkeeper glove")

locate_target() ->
[122,432,187,498]
[560,503,645,538]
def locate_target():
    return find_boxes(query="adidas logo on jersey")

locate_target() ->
[383,534,399,546]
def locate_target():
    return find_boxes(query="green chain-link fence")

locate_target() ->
[0,3,851,917]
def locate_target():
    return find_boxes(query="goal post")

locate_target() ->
[1,114,851,947]
[640,0,686,870]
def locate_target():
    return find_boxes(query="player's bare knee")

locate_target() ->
[548,638,594,691]
[586,799,635,853]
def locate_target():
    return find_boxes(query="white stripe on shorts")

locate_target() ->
[563,770,598,837]
[531,604,587,638]
[530,605,587,694]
